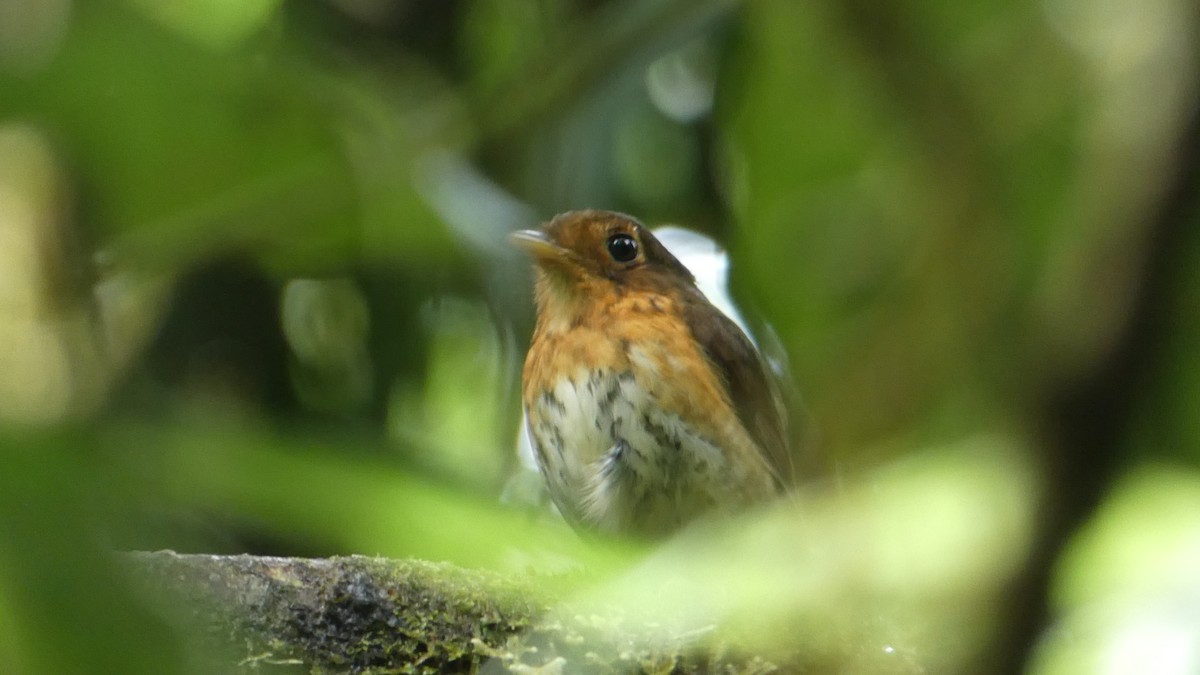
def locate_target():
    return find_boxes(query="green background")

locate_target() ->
[0,0,1196,672]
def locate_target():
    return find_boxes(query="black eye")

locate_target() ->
[606,233,639,263]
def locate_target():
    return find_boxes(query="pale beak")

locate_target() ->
[509,229,566,262]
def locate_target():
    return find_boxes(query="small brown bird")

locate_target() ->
[512,210,793,538]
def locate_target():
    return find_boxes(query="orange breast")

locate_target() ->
[521,285,779,534]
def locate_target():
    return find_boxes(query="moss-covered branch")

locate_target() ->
[125,551,775,674]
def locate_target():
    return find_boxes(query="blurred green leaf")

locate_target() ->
[1032,466,1200,675]
[127,0,282,49]
[562,437,1036,673]
[106,423,636,575]
[0,430,185,673]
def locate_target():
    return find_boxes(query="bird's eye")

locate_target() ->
[606,233,639,263]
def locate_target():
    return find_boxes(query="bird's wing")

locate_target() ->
[680,294,795,490]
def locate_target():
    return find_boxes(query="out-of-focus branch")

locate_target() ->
[1002,107,1200,673]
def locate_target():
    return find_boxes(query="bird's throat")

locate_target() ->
[533,266,597,334]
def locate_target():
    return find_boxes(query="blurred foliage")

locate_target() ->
[0,0,1197,673]
[1031,466,1200,674]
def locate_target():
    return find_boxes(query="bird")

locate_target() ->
[512,210,794,538]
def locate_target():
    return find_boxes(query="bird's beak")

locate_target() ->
[509,229,566,262]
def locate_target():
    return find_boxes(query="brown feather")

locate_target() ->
[541,210,794,488]
[677,289,794,489]
[516,210,794,535]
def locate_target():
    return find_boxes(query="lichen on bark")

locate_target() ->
[126,551,776,674]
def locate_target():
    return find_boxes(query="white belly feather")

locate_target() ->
[525,366,730,535]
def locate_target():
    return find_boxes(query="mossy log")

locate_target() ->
[126,551,776,674]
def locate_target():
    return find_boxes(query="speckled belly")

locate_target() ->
[523,366,732,537]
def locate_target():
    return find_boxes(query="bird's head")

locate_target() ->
[510,211,695,309]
